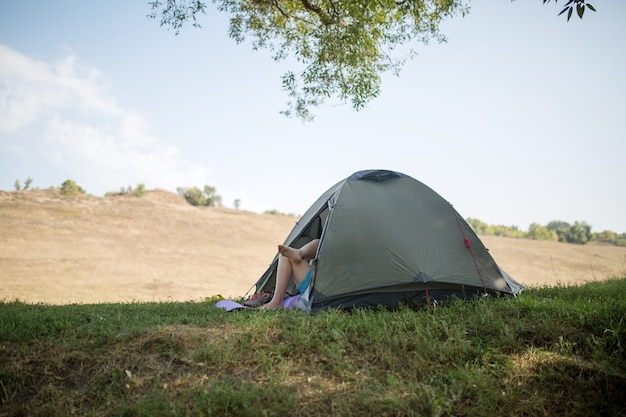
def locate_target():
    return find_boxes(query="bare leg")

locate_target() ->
[278,238,319,263]
[261,239,319,310]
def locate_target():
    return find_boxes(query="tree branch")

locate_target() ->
[299,0,337,25]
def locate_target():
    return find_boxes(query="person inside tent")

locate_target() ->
[258,238,320,310]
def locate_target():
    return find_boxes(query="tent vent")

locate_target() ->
[349,170,406,182]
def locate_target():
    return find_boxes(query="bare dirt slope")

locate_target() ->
[1,189,625,304]
[0,189,296,304]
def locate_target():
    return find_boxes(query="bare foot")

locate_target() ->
[277,244,302,263]
[259,301,283,310]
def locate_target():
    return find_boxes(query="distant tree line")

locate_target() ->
[467,218,626,246]
[10,178,622,243]
[13,177,240,208]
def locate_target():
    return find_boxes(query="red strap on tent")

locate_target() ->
[452,206,487,294]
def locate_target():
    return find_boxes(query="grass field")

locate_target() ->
[1,278,625,416]
[1,188,625,416]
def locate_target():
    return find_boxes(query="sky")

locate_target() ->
[1,1,625,234]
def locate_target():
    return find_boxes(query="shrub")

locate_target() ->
[263,209,297,216]
[60,180,86,196]
[526,223,558,241]
[177,185,222,207]
[14,177,33,191]
[105,184,146,197]
[134,183,146,197]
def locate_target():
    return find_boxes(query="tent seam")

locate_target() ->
[451,205,487,294]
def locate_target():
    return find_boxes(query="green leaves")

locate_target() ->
[176,185,222,206]
[150,1,597,121]
[148,0,207,34]
[60,179,86,196]
[547,0,597,21]
[149,0,469,121]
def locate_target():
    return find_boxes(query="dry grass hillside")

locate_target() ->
[1,189,625,305]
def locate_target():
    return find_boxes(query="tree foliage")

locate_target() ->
[466,218,525,238]
[546,220,572,242]
[567,220,593,244]
[14,177,33,191]
[469,218,619,246]
[59,180,86,196]
[105,184,147,197]
[541,0,596,21]
[177,185,223,207]
[149,0,469,121]
[545,220,592,244]
[595,230,617,244]
[526,222,558,241]
[149,0,596,121]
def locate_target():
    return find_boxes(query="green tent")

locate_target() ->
[253,169,523,313]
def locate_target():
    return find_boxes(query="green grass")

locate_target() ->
[1,278,625,417]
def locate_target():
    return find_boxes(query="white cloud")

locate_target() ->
[0,44,209,194]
